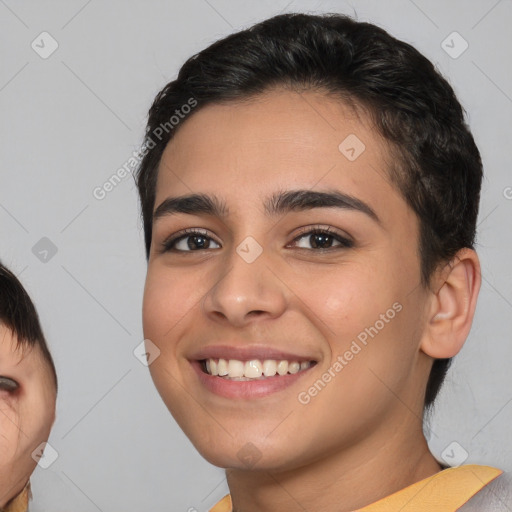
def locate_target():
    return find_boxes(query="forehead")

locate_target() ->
[154,89,410,228]
[0,324,48,376]
[0,323,25,361]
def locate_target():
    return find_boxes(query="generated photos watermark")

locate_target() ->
[93,96,198,201]
[298,301,403,404]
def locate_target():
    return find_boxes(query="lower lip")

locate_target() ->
[190,360,316,399]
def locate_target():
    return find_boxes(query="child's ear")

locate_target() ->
[420,248,481,359]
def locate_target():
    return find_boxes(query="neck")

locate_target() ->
[225,418,442,512]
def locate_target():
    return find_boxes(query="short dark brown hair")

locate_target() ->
[0,261,58,392]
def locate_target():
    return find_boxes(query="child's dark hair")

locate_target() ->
[135,12,483,409]
[0,261,58,392]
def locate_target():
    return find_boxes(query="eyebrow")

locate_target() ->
[153,189,380,224]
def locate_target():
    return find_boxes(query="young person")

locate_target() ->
[0,262,58,512]
[135,13,510,511]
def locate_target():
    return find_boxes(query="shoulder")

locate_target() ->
[460,468,512,511]
[2,480,31,512]
[483,470,512,509]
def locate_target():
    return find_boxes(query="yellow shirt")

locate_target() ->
[209,465,503,512]
[0,480,30,512]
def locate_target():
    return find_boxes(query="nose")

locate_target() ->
[201,242,288,328]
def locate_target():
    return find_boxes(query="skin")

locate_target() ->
[0,325,56,508]
[142,89,481,511]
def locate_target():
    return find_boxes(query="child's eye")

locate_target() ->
[161,226,353,253]
[0,376,19,392]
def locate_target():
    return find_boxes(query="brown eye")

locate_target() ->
[161,228,221,253]
[0,376,19,392]
[290,227,354,250]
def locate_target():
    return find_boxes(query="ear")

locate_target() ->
[420,248,481,359]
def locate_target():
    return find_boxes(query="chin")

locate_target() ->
[189,433,306,473]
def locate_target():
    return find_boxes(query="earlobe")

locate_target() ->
[420,248,481,359]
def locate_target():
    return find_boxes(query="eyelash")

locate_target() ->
[160,225,354,253]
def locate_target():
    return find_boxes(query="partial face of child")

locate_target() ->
[0,325,56,507]
[142,89,436,472]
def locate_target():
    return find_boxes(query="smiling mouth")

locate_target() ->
[200,358,317,380]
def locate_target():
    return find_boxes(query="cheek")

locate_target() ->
[142,267,192,339]
[311,263,419,375]
[0,395,19,461]
[142,266,203,388]
[19,387,55,446]
[0,388,54,466]
[311,265,395,336]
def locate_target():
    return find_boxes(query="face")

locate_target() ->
[0,325,56,506]
[142,89,434,471]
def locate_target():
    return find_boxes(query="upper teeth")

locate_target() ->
[205,358,313,379]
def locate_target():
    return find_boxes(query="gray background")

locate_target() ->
[0,0,511,510]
